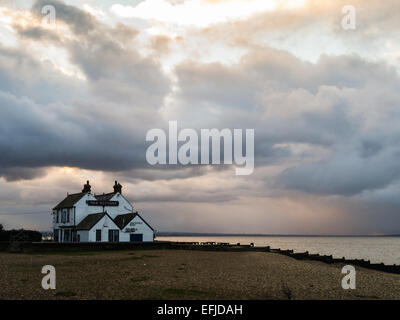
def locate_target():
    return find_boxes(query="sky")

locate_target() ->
[0,0,400,234]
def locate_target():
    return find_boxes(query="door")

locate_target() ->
[108,230,119,242]
[96,229,101,242]
[130,234,143,242]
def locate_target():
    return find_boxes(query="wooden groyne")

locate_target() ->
[265,246,400,274]
[1,240,399,274]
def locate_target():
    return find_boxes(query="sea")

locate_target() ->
[156,235,400,265]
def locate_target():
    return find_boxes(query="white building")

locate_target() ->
[53,181,154,243]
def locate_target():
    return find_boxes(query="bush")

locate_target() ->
[0,229,42,242]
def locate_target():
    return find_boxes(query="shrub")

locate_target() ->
[0,228,42,242]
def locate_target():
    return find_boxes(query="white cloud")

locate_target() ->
[110,0,279,27]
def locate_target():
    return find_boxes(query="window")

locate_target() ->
[54,229,59,242]
[96,230,102,242]
[64,229,71,242]
[67,210,70,223]
[56,211,59,223]
[108,230,119,242]
[72,230,77,242]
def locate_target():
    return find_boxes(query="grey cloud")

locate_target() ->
[0,167,47,182]
[26,1,170,107]
[0,46,82,105]
[0,1,173,179]
[16,26,61,43]
[4,0,400,207]
[172,48,400,197]
[32,0,97,35]
[277,145,400,196]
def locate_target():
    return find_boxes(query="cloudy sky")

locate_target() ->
[0,0,400,234]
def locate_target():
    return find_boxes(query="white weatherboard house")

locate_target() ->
[53,181,154,243]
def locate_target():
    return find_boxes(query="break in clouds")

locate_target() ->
[0,0,400,234]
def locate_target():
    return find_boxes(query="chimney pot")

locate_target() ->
[113,180,122,194]
[82,180,91,193]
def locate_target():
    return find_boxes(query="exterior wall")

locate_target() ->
[77,215,153,242]
[77,230,89,242]
[102,193,133,219]
[120,215,154,242]
[53,207,76,229]
[74,193,105,225]
[86,215,120,242]
[53,193,101,231]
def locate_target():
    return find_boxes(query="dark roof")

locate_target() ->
[74,211,154,231]
[114,212,155,231]
[94,192,115,201]
[53,192,86,210]
[76,212,106,230]
[114,212,136,229]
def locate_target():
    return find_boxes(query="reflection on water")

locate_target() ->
[156,236,400,265]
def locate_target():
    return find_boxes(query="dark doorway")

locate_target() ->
[96,229,101,242]
[130,234,143,242]
[108,229,119,242]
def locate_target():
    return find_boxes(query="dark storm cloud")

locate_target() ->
[3,0,400,207]
[114,166,211,182]
[172,48,400,196]
[0,1,172,180]
[0,90,150,174]
[278,146,400,196]
[0,167,47,182]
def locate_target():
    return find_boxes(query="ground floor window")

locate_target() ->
[72,230,77,242]
[96,229,102,242]
[108,230,119,242]
[63,229,71,242]
[130,234,143,242]
[54,229,59,242]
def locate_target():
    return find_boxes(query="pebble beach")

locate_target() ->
[0,249,399,300]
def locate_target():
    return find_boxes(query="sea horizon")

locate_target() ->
[156,234,400,265]
[155,232,400,237]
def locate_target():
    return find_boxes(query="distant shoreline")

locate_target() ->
[156,232,400,237]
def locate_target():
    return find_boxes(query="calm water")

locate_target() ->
[156,236,400,265]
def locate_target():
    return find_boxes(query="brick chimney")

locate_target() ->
[113,180,122,194]
[82,180,91,193]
